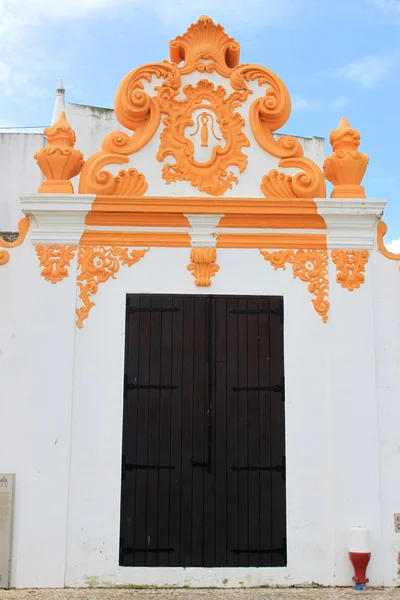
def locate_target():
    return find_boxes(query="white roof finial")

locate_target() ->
[52,79,66,124]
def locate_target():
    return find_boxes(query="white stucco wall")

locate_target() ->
[1,232,400,587]
[1,70,399,589]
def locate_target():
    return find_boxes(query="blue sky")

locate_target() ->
[1,0,399,245]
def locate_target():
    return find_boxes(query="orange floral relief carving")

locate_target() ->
[76,246,148,328]
[0,217,30,266]
[331,250,369,291]
[260,249,329,322]
[187,247,219,286]
[36,245,77,284]
[157,79,251,195]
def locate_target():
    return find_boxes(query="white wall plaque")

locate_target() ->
[0,474,14,589]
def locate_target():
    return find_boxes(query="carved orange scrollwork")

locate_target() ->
[187,247,219,286]
[260,249,329,322]
[36,245,77,284]
[231,64,326,199]
[157,79,251,196]
[261,157,326,199]
[0,217,30,266]
[331,250,369,291]
[76,246,148,328]
[79,62,181,195]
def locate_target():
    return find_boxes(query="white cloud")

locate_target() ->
[292,97,320,110]
[291,95,351,111]
[332,55,392,87]
[387,238,400,253]
[371,0,400,20]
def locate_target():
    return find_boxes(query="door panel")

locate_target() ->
[120,294,286,567]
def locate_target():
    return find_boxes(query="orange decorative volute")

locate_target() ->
[35,111,85,194]
[0,217,30,266]
[323,117,369,198]
[187,247,219,286]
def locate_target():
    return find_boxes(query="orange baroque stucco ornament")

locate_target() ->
[231,64,301,159]
[323,117,369,198]
[78,62,180,195]
[0,217,30,266]
[157,79,251,195]
[230,64,326,198]
[261,157,326,199]
[169,15,240,77]
[76,246,148,328]
[187,247,219,286]
[260,248,330,322]
[80,16,326,200]
[36,245,77,284]
[331,249,369,291]
[35,112,84,194]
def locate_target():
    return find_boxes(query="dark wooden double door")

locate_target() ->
[120,294,286,568]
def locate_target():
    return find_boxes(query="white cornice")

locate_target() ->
[315,198,387,249]
[20,194,95,245]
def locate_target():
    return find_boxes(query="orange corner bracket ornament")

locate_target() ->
[35,111,85,194]
[76,246,148,328]
[187,247,219,286]
[323,117,369,198]
[260,248,329,322]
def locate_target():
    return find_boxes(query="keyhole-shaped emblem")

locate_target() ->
[190,112,222,148]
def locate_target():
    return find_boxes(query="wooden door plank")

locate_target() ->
[214,296,228,566]
[157,295,174,567]
[168,296,184,567]
[191,296,207,566]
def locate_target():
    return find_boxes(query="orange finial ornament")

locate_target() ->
[34,111,85,194]
[323,117,369,198]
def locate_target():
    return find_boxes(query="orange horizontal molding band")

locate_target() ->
[218,213,325,229]
[92,196,321,215]
[217,233,327,249]
[80,230,191,247]
[85,212,190,227]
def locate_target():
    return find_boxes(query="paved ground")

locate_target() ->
[0,589,399,600]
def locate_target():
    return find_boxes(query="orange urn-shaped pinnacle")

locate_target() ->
[34,111,85,194]
[323,117,369,198]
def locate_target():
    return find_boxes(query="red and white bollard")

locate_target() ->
[348,527,371,591]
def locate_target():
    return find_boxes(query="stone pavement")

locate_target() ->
[0,589,399,600]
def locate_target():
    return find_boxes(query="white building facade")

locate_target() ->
[1,16,400,590]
